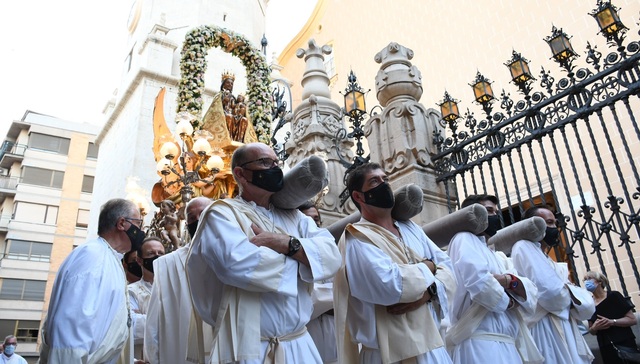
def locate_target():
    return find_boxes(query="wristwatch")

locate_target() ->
[286,236,302,257]
[427,283,438,298]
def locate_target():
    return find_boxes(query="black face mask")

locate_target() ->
[248,166,284,192]
[127,262,142,278]
[362,182,395,209]
[142,255,161,274]
[126,224,146,252]
[484,215,502,237]
[543,227,560,247]
[187,221,199,238]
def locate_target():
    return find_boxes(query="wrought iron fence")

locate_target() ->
[432,5,640,297]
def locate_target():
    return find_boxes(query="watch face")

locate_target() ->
[287,238,301,256]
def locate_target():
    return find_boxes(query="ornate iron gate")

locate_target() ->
[432,6,640,298]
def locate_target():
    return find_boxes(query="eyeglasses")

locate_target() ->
[240,158,280,169]
[124,217,144,227]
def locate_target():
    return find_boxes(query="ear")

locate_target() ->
[116,217,127,232]
[351,190,364,206]
[233,166,247,183]
[136,256,143,266]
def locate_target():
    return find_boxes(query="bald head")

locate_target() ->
[186,197,212,225]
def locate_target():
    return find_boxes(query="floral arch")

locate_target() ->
[177,26,273,144]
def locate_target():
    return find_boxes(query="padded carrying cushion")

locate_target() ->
[391,184,424,221]
[489,216,546,255]
[422,203,488,248]
[271,155,328,209]
[326,184,425,242]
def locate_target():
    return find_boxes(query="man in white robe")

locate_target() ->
[187,143,342,364]
[335,162,456,364]
[511,206,594,363]
[39,198,144,364]
[447,195,540,364]
[144,196,213,364]
[129,237,165,361]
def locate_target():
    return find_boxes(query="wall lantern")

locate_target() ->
[470,72,495,104]
[544,26,577,63]
[505,50,534,85]
[438,91,460,122]
[589,0,627,38]
[343,70,366,118]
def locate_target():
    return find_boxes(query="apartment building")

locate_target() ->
[0,110,98,362]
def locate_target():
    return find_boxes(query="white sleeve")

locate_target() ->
[345,234,433,305]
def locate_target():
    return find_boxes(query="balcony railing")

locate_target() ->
[0,176,18,190]
[0,142,27,169]
[0,215,10,229]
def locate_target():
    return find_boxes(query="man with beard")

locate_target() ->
[128,237,165,361]
[39,198,145,364]
[144,196,212,363]
[334,162,456,364]
[511,205,594,363]
[446,195,539,364]
[187,142,341,363]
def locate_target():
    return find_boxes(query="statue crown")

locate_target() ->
[221,71,236,82]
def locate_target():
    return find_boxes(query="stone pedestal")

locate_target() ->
[285,40,356,219]
[365,42,453,225]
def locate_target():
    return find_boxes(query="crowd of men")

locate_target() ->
[35,142,610,363]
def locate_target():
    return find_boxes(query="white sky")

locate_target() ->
[0,0,315,138]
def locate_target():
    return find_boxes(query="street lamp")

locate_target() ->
[340,70,369,161]
[336,70,371,206]
[438,91,460,122]
[505,50,535,95]
[470,72,495,104]
[544,26,578,72]
[469,71,495,119]
[589,0,627,46]
[344,71,367,119]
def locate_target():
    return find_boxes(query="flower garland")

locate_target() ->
[177,26,273,144]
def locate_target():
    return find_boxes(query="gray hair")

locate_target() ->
[584,271,610,290]
[97,198,137,235]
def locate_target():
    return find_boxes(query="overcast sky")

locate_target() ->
[0,0,314,138]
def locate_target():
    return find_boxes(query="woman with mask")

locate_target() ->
[585,271,639,363]
[511,205,595,363]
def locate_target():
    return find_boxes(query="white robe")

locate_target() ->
[0,353,28,364]
[144,246,213,364]
[129,278,152,360]
[344,219,454,364]
[39,237,131,364]
[447,232,536,364]
[307,278,337,364]
[511,239,594,363]
[187,197,342,363]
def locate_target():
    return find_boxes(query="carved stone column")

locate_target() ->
[365,42,452,225]
[285,39,356,221]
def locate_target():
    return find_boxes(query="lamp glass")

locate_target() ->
[549,35,574,60]
[176,119,194,135]
[160,142,179,159]
[207,155,224,171]
[440,100,459,121]
[473,81,493,103]
[192,138,212,155]
[509,59,532,83]
[156,158,172,173]
[345,90,365,115]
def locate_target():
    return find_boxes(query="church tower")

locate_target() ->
[88,0,268,232]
